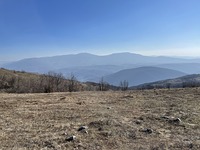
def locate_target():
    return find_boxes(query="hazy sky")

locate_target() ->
[0,0,200,61]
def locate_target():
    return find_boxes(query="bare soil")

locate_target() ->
[0,88,200,149]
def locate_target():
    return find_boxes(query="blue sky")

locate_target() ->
[0,0,200,60]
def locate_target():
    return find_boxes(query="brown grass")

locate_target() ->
[0,88,200,149]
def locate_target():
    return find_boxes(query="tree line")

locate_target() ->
[0,70,129,93]
[0,71,80,93]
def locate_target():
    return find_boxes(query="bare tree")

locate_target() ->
[0,75,6,89]
[41,71,65,93]
[99,77,109,91]
[120,80,129,91]
[44,72,54,93]
[166,83,171,89]
[67,73,78,92]
[50,72,65,91]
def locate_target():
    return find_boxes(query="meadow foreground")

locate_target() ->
[0,88,199,149]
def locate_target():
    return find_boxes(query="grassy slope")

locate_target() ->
[0,88,199,149]
[0,68,94,93]
[0,68,40,81]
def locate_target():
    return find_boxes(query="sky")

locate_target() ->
[0,0,200,61]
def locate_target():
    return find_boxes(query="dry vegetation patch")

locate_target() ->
[0,88,200,149]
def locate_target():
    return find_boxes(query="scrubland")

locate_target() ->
[0,88,199,149]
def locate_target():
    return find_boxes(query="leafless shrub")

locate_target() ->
[119,80,129,91]
[99,77,110,91]
[67,73,78,92]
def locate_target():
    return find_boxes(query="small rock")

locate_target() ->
[62,132,68,136]
[188,143,193,149]
[84,130,88,134]
[78,126,88,131]
[135,120,142,125]
[107,107,111,109]
[173,118,181,123]
[138,117,144,120]
[140,128,153,134]
[161,116,182,125]
[98,127,103,131]
[76,101,85,105]
[169,118,181,124]
[66,135,76,142]
[60,97,66,100]
[44,141,55,148]
[160,116,170,120]
[145,128,153,134]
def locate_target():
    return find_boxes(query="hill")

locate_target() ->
[103,66,186,86]
[0,68,99,93]
[132,74,200,89]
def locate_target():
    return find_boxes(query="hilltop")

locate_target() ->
[0,89,199,149]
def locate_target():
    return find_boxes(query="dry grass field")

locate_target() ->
[0,88,200,149]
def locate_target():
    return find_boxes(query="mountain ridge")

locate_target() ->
[2,52,200,83]
[103,66,186,86]
[3,52,195,71]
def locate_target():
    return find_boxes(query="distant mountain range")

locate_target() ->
[103,66,186,86]
[2,52,200,84]
[2,52,197,72]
